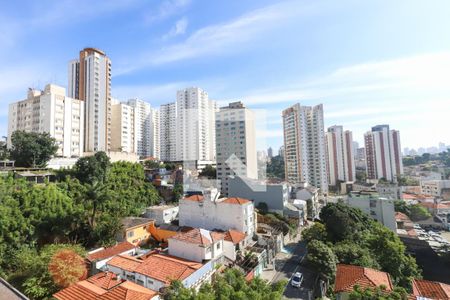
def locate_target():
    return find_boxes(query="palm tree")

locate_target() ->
[84,181,110,229]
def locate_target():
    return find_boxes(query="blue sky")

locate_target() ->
[1,0,450,151]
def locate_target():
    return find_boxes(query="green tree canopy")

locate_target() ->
[10,131,58,167]
[305,240,337,282]
[163,268,286,300]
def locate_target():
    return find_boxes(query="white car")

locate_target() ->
[291,272,303,288]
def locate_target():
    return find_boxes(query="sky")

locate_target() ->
[1,0,450,152]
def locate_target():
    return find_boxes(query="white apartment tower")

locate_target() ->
[127,99,160,159]
[68,48,111,153]
[111,100,135,153]
[364,125,403,182]
[282,103,328,193]
[216,102,257,196]
[8,84,84,157]
[160,102,177,161]
[176,87,217,161]
[325,125,356,186]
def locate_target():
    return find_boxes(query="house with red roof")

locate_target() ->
[106,251,215,292]
[411,278,450,300]
[168,228,225,263]
[179,188,255,244]
[53,271,158,300]
[334,264,394,300]
[87,242,137,274]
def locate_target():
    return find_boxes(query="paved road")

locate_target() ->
[271,241,315,300]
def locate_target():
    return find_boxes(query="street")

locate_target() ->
[271,241,316,300]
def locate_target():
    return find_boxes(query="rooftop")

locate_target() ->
[223,230,246,245]
[170,228,224,246]
[121,217,153,230]
[334,264,394,294]
[107,253,203,284]
[183,195,204,202]
[220,197,251,205]
[412,279,450,300]
[53,272,157,300]
[87,242,136,262]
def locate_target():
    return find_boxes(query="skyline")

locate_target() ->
[1,0,450,150]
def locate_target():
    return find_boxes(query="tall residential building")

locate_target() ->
[364,125,403,182]
[68,48,111,153]
[111,100,135,153]
[267,147,273,158]
[215,101,257,196]
[8,84,84,157]
[325,125,356,186]
[175,87,217,162]
[160,102,177,161]
[282,103,328,193]
[127,99,160,159]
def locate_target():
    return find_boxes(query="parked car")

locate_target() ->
[291,272,303,288]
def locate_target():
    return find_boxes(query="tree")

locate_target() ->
[199,165,216,179]
[349,285,408,300]
[10,131,58,167]
[0,139,9,160]
[305,240,337,283]
[301,223,327,243]
[266,155,285,179]
[163,268,286,300]
[10,244,86,299]
[319,203,371,242]
[409,205,431,221]
[333,241,379,269]
[173,183,184,202]
[144,159,161,169]
[48,249,87,288]
[72,151,110,184]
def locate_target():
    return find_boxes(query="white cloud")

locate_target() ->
[116,0,318,75]
[144,0,191,23]
[163,17,189,39]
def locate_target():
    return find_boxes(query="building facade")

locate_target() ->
[160,102,177,161]
[111,101,135,153]
[128,99,160,159]
[325,125,356,186]
[346,191,396,231]
[282,103,328,193]
[215,102,257,196]
[364,125,403,182]
[175,87,217,162]
[68,47,111,152]
[8,84,84,157]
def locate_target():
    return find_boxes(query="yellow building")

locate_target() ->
[117,217,153,246]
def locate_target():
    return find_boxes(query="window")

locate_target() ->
[148,279,154,285]
[216,242,221,250]
[127,231,134,238]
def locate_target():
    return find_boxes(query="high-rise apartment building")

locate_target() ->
[364,125,403,182]
[160,102,177,162]
[215,102,257,196]
[282,103,328,193]
[325,125,355,186]
[8,84,84,157]
[68,48,111,153]
[267,147,273,158]
[111,100,135,153]
[127,99,160,159]
[159,88,217,162]
[175,87,217,162]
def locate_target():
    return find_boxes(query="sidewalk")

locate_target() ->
[260,233,303,283]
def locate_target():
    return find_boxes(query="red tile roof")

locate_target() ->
[87,242,136,262]
[412,279,450,300]
[184,195,204,202]
[224,229,246,244]
[221,197,251,205]
[135,254,203,284]
[53,272,157,300]
[87,272,123,290]
[107,253,203,284]
[334,264,394,294]
[169,228,224,246]
[107,255,142,272]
